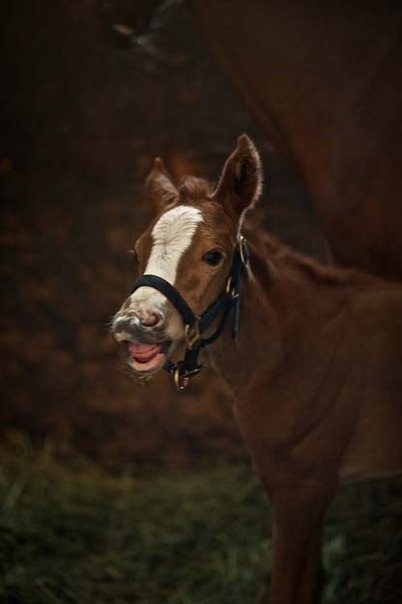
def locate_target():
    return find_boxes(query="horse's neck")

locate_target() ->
[210,232,357,394]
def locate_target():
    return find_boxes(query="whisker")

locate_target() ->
[104,316,117,332]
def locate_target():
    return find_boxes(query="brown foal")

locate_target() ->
[112,135,402,603]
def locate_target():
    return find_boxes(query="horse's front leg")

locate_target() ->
[265,479,334,604]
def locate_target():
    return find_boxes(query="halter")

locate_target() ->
[131,235,250,390]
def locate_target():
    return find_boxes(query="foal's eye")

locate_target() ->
[202,250,223,266]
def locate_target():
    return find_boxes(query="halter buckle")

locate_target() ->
[174,366,189,391]
[184,319,201,350]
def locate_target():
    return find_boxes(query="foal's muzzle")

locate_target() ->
[112,310,174,376]
[112,312,164,343]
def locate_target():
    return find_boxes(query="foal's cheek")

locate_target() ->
[190,275,226,315]
[181,274,201,292]
[175,273,205,312]
[165,309,186,341]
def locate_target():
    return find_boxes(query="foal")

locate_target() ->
[112,135,402,604]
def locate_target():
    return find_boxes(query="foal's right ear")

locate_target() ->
[145,157,178,213]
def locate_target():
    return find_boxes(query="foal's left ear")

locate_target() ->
[145,157,179,213]
[212,134,262,220]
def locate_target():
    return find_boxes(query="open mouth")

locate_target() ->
[124,340,172,373]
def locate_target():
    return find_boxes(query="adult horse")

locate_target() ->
[192,0,402,281]
[112,135,402,604]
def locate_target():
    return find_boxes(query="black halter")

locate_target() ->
[131,235,250,390]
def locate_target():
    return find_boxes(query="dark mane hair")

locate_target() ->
[247,227,376,287]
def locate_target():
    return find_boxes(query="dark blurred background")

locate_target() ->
[1,0,330,470]
[1,4,401,603]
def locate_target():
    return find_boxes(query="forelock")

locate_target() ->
[178,176,213,202]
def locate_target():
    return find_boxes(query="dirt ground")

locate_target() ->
[1,0,329,469]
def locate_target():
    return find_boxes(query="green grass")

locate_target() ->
[0,448,401,604]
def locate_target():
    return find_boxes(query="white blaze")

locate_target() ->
[129,205,203,313]
[146,205,203,281]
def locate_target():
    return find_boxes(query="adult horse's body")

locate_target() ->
[192,0,402,280]
[112,136,402,603]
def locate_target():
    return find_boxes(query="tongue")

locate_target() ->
[129,343,158,355]
[128,342,161,363]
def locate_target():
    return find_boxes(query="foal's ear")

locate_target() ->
[145,158,178,213]
[212,134,262,220]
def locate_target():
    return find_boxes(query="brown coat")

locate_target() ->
[113,135,402,604]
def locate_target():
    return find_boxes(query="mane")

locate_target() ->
[247,227,376,287]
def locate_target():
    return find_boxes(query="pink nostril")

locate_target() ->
[141,313,161,327]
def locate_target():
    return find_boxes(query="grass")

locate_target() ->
[0,447,401,604]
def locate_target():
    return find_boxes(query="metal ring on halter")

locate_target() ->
[173,366,189,391]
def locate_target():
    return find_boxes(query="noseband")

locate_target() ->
[131,235,250,390]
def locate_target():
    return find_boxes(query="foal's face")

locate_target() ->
[112,135,262,377]
[113,201,235,374]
